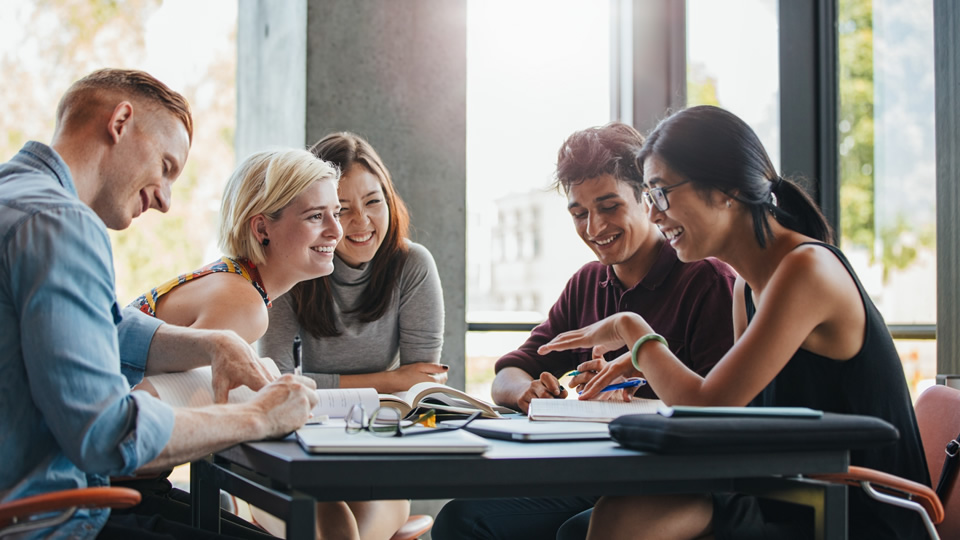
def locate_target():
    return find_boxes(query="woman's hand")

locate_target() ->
[538,312,652,359]
[387,362,449,393]
[567,368,599,396]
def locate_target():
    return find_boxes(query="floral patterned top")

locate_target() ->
[129,256,271,317]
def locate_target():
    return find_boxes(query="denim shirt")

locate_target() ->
[0,142,175,539]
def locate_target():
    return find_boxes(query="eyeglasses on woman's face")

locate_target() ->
[642,179,692,212]
[344,404,482,437]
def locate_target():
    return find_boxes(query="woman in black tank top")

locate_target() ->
[539,106,928,539]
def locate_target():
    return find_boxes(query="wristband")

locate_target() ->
[630,333,667,372]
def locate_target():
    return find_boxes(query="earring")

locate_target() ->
[261,238,270,247]
[726,200,732,208]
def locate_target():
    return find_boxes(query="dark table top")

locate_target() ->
[211,435,850,502]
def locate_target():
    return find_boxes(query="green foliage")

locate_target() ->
[878,217,935,282]
[686,64,720,107]
[837,0,936,281]
[838,0,875,254]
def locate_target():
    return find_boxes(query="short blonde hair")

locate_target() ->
[218,149,340,265]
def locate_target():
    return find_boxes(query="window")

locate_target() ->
[465,0,611,400]
[686,0,780,169]
[0,1,237,304]
[837,0,936,395]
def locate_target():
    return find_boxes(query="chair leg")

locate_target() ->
[860,482,940,540]
[1,507,77,537]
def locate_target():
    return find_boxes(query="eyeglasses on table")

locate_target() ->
[345,404,482,437]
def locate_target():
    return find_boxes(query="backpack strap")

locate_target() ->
[936,430,960,498]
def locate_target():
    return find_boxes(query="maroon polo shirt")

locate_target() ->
[495,242,736,399]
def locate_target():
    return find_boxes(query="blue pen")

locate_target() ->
[599,379,646,393]
[579,378,647,395]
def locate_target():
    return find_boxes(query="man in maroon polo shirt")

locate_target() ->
[491,122,736,413]
[433,122,736,540]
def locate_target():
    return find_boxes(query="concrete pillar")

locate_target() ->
[236,0,308,156]
[238,3,466,532]
[237,0,468,391]
[935,0,960,377]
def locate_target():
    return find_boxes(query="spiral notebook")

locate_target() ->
[527,398,663,423]
[458,418,611,442]
[295,425,491,454]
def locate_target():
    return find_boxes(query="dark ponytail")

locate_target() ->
[771,176,833,244]
[638,105,833,247]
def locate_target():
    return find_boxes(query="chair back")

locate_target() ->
[915,384,960,538]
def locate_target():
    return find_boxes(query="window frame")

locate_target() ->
[469,0,958,378]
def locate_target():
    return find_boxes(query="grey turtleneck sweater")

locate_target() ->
[258,241,444,388]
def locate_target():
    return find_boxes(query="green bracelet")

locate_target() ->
[631,333,667,372]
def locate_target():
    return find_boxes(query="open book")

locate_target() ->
[143,367,509,420]
[378,382,514,419]
[528,398,663,423]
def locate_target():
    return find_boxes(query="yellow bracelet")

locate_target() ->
[631,333,667,372]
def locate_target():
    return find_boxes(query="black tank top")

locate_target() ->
[745,242,929,538]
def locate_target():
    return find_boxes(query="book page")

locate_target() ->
[378,394,414,416]
[148,366,237,407]
[393,382,506,418]
[313,388,379,418]
[528,398,663,422]
[146,357,282,408]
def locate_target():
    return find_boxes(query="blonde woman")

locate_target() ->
[130,148,342,343]
[133,149,396,540]
[257,134,427,539]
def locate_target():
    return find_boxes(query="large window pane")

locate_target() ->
[838,0,936,395]
[686,0,780,169]
[465,0,611,400]
[0,1,237,304]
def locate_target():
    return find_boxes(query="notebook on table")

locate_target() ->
[527,398,663,423]
[295,425,491,454]
[453,418,611,442]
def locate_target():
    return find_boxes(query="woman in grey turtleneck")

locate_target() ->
[258,132,445,540]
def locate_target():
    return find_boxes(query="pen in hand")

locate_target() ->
[293,335,302,377]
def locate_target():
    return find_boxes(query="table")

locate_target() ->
[191,436,850,539]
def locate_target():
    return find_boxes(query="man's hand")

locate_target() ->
[144,323,275,401]
[250,374,319,438]
[141,374,320,472]
[205,330,276,403]
[516,372,568,414]
[577,352,640,400]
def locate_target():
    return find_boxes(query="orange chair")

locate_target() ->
[0,486,141,537]
[811,384,960,540]
[389,514,433,540]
